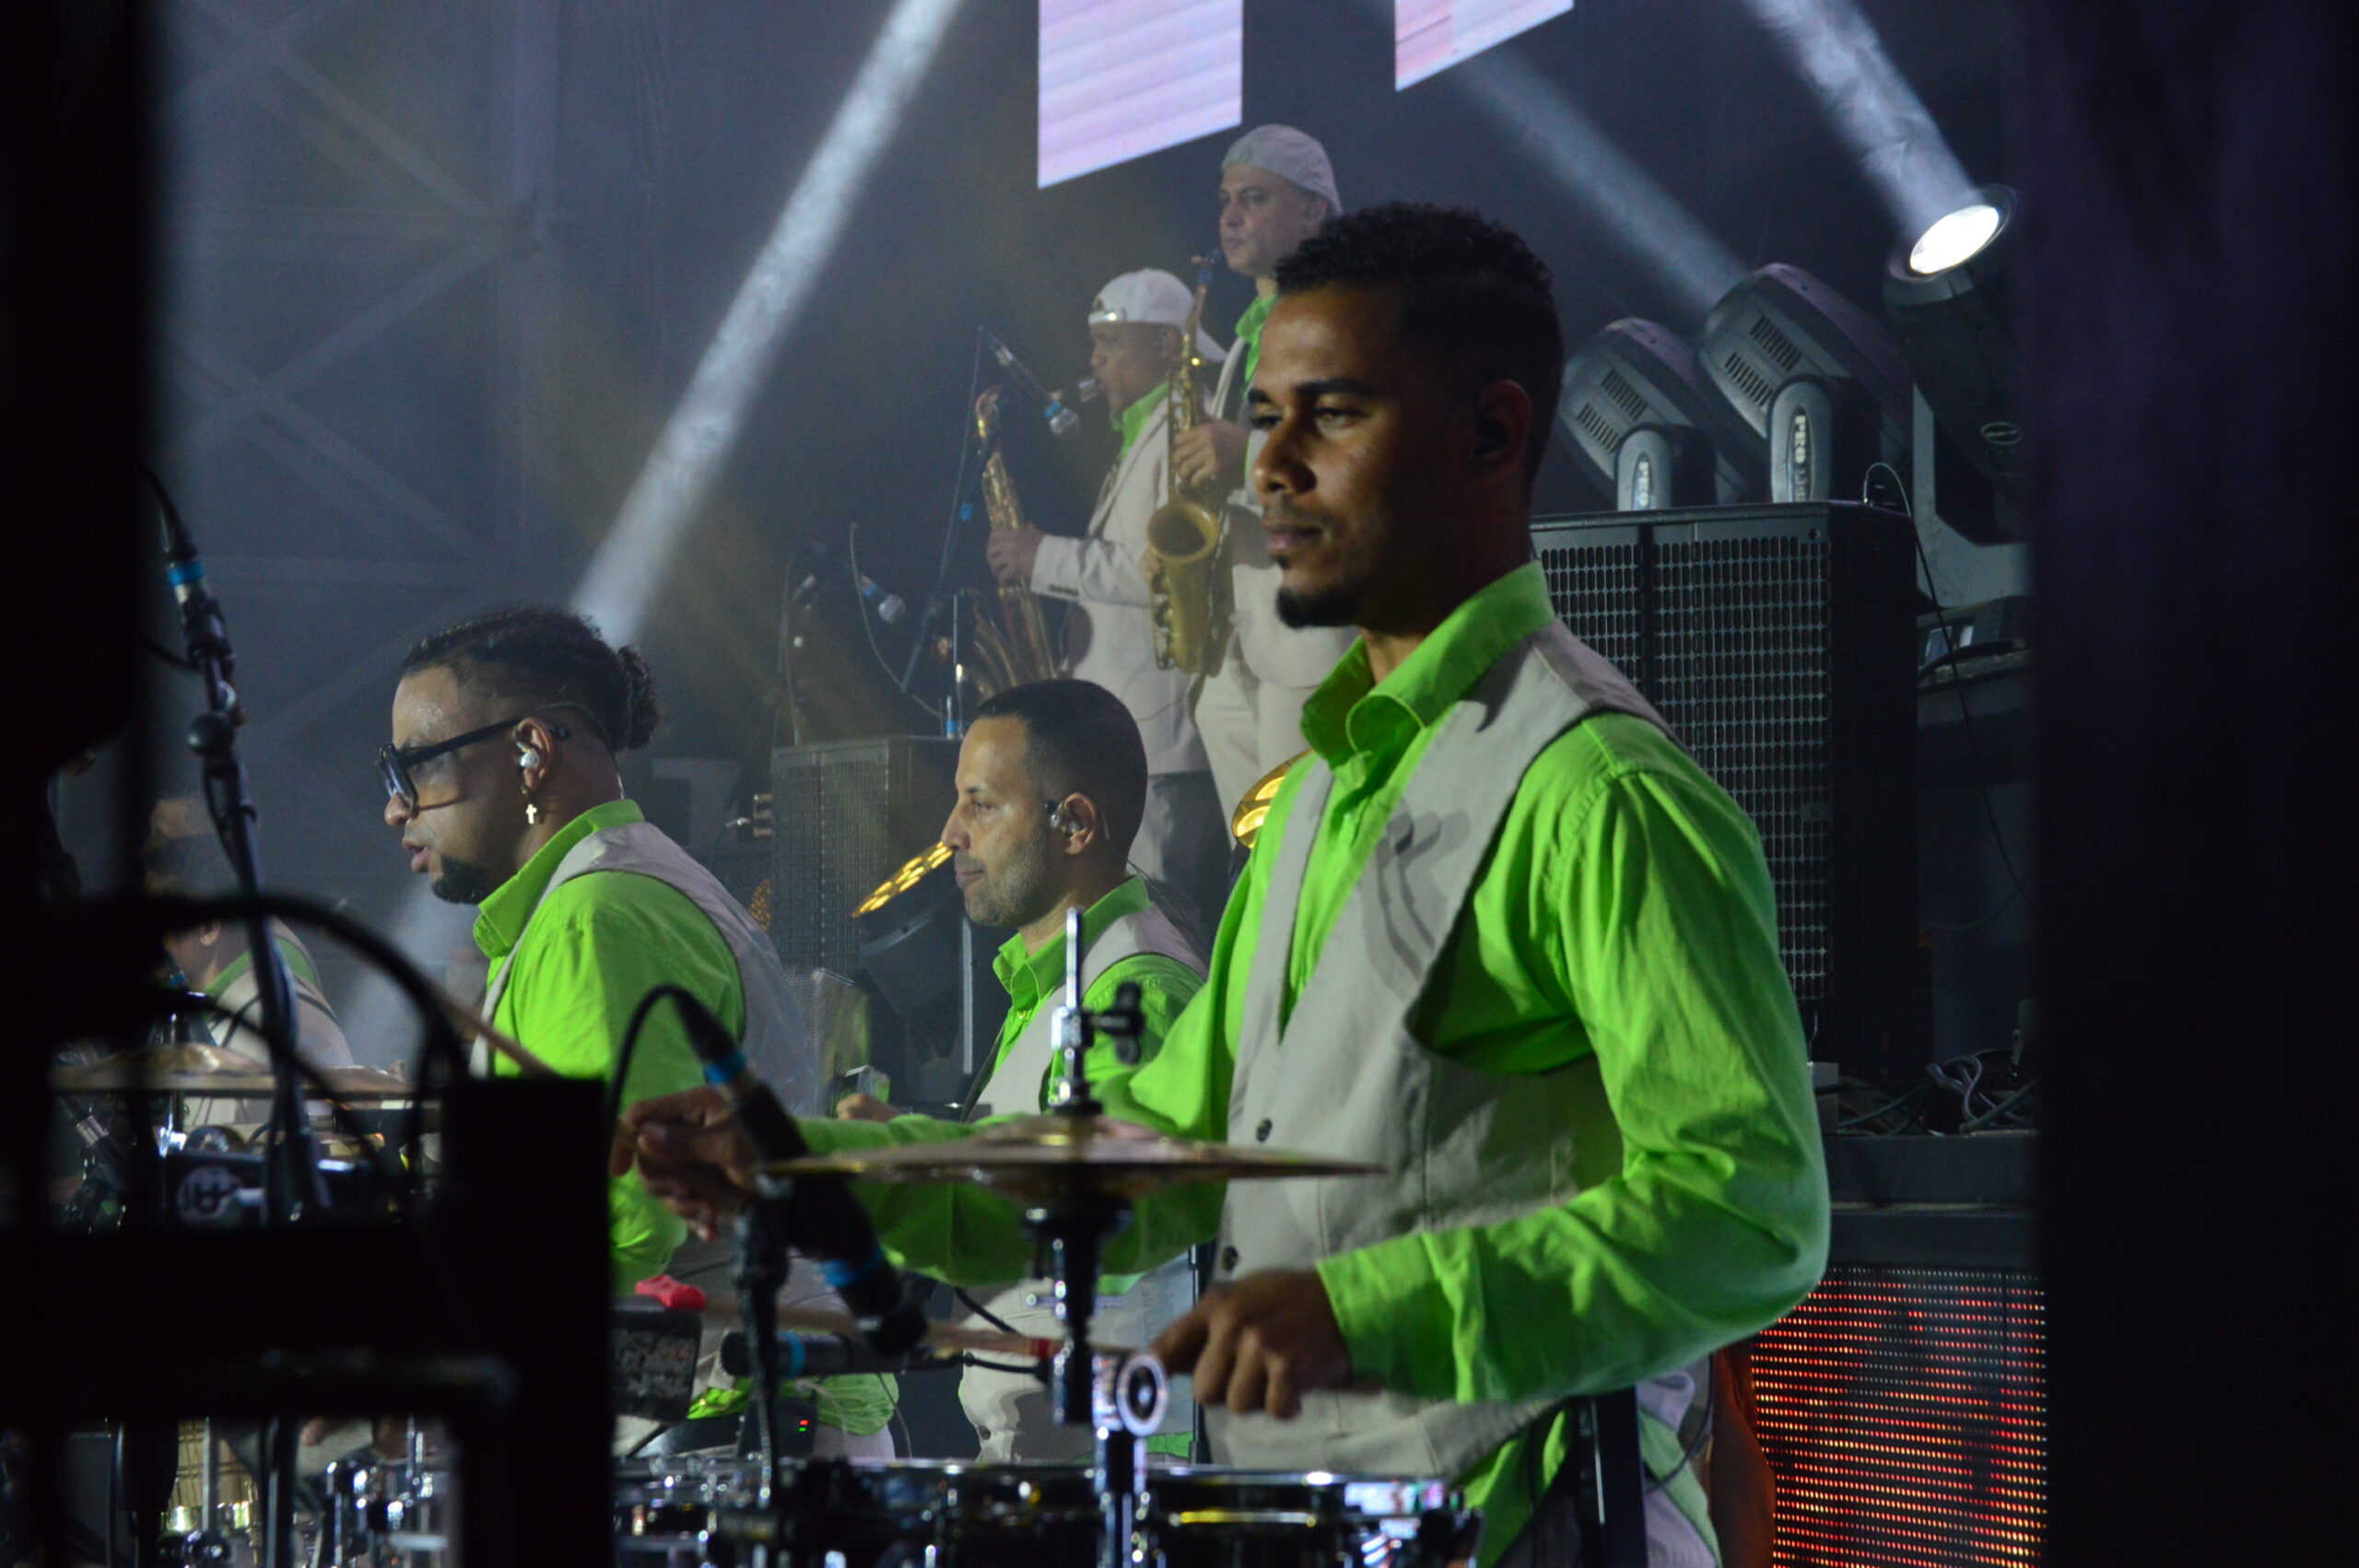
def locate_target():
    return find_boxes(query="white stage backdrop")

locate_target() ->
[1039,0,1242,187]
[1395,0,1574,88]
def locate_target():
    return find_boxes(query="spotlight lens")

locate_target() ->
[1909,204,2003,275]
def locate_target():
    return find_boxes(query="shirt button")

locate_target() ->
[1253,1119,1273,1142]
[1219,1246,1238,1272]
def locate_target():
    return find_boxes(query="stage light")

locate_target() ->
[1908,200,2003,276]
[1734,0,1977,240]
[576,0,968,646]
[1697,264,1909,504]
[1885,184,2026,548]
[1557,320,1764,509]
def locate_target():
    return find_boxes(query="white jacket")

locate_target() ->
[1028,395,1210,775]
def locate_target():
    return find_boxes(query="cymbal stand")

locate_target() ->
[1029,904,1165,1568]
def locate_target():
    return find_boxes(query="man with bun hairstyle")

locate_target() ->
[1171,124,1358,831]
[987,268,1232,940]
[618,206,1826,1561]
[381,606,895,1456]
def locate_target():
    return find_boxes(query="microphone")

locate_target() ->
[792,543,905,624]
[857,573,906,626]
[981,329,1081,438]
[676,1011,929,1357]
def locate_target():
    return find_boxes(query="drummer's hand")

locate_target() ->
[1170,420,1246,491]
[986,523,1043,587]
[1153,1270,1352,1421]
[835,1093,903,1123]
[611,1086,759,1239]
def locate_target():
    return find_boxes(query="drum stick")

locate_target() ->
[435,988,559,1079]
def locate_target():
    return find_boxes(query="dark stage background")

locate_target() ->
[62,0,2006,1056]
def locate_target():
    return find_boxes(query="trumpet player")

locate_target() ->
[985,270,1231,941]
[1172,125,1358,825]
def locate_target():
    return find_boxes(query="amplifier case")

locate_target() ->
[1532,503,1920,1078]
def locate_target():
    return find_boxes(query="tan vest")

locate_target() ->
[480,818,819,1115]
[957,902,1205,1462]
[1207,621,1693,1484]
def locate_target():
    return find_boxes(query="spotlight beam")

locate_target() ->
[1732,0,1976,239]
[576,0,969,645]
[1447,48,1746,325]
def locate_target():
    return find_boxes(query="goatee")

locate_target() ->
[1276,582,1361,628]
[430,859,499,906]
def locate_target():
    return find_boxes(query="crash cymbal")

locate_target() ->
[764,1113,1381,1199]
[53,1050,423,1102]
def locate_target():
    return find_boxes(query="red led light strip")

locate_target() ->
[1750,1266,2045,1566]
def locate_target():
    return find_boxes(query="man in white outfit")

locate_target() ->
[1171,125,1359,823]
[985,269,1231,942]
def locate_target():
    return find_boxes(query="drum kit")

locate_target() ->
[52,911,1485,1568]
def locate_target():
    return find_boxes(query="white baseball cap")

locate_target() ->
[1088,269,1226,362]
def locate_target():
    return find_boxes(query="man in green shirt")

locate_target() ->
[1175,124,1359,825]
[383,607,896,1454]
[620,206,1826,1562]
[839,678,1204,1459]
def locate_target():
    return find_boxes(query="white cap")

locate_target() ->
[1222,124,1342,216]
[1088,269,1226,362]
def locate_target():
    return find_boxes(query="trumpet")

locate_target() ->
[1144,253,1233,678]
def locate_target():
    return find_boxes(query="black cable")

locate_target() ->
[960,1353,1048,1379]
[606,983,718,1149]
[953,1286,1024,1340]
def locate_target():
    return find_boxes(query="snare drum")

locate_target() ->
[700,1458,1477,1568]
[614,1452,764,1562]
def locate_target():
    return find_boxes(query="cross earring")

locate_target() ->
[523,795,541,825]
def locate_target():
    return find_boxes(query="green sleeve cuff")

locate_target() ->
[1314,1235,1452,1398]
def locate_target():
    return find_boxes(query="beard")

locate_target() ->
[957,833,1058,930]
[1275,579,1365,628]
[430,856,501,906]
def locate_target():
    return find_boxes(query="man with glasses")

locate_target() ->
[381,605,896,1457]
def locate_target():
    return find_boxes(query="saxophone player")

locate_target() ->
[984,270,1232,941]
[1170,126,1358,825]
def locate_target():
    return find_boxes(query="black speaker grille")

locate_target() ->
[1653,531,1834,996]
[1751,1265,2048,1567]
[1532,506,1919,1074]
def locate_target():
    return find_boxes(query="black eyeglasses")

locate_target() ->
[378,704,593,811]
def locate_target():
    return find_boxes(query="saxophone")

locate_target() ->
[1144,254,1233,677]
[968,386,1063,696]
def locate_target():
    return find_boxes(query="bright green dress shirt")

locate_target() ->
[1112,381,1168,464]
[475,800,730,1297]
[1230,294,1275,408]
[793,565,1826,1558]
[986,876,1199,1110]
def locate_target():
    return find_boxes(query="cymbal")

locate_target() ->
[53,1050,424,1102]
[765,1113,1381,1199]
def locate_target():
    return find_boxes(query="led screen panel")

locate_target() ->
[1395,0,1573,88]
[1039,0,1242,188]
